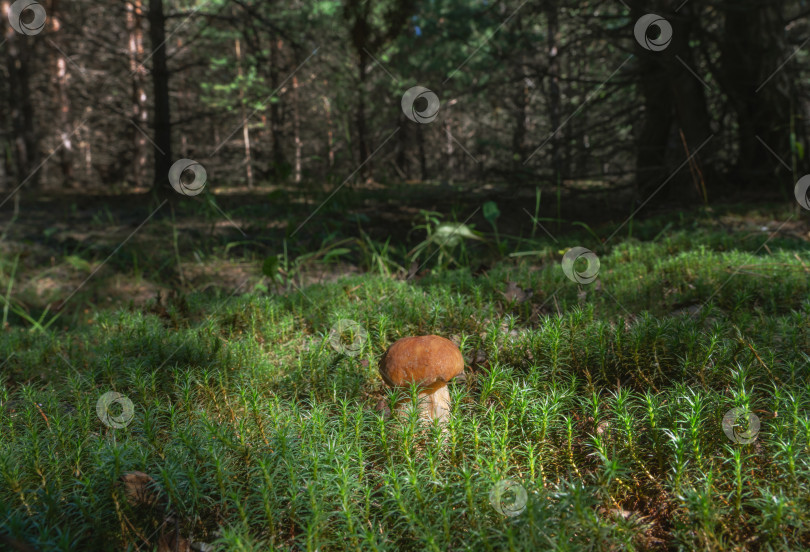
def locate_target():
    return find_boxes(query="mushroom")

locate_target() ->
[378,335,464,424]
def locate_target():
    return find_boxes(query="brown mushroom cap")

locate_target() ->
[379,335,464,389]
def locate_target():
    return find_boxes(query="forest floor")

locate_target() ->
[1,187,810,550]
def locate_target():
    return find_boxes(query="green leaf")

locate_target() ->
[483,201,500,223]
[509,250,545,257]
[323,248,351,261]
[253,282,268,294]
[65,255,91,272]
[431,223,483,247]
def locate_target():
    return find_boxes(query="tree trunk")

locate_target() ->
[546,0,562,226]
[235,38,253,188]
[323,93,335,171]
[2,1,39,189]
[292,73,302,184]
[718,0,791,192]
[444,118,454,182]
[343,0,414,184]
[396,112,408,179]
[345,0,373,183]
[577,48,590,175]
[269,38,286,176]
[148,0,172,195]
[630,2,715,207]
[127,0,148,188]
[47,0,74,189]
[666,4,713,204]
[355,53,370,182]
[634,60,673,204]
[418,125,427,181]
[631,1,674,205]
[511,47,528,170]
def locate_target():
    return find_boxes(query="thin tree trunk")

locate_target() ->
[83,120,92,175]
[632,1,674,205]
[444,118,454,182]
[511,55,528,170]
[235,38,253,188]
[396,112,408,180]
[292,73,302,184]
[563,43,573,178]
[148,0,172,194]
[323,93,335,170]
[510,17,527,174]
[579,52,590,175]
[2,0,39,188]
[48,0,74,188]
[127,0,147,188]
[718,0,791,190]
[269,38,285,175]
[343,0,413,183]
[546,0,562,226]
[355,53,370,182]
[418,125,427,181]
[666,3,713,204]
[211,120,220,156]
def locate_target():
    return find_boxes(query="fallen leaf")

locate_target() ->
[406,261,420,280]
[120,471,166,510]
[501,281,533,304]
[157,527,191,552]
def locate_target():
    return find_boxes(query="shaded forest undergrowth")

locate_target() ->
[1,189,810,550]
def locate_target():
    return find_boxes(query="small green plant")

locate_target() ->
[0,254,62,331]
[482,201,503,254]
[265,236,355,291]
[356,227,405,277]
[407,209,484,269]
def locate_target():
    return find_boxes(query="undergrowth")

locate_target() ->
[1,205,809,551]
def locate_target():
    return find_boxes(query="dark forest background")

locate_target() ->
[1,0,808,209]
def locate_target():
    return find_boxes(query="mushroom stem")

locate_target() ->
[424,385,451,424]
[395,384,451,425]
